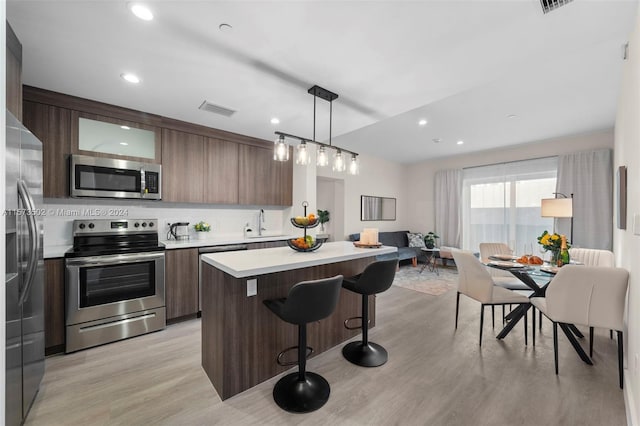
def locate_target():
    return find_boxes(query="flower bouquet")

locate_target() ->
[537,230,570,264]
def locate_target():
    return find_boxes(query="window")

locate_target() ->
[462,157,557,254]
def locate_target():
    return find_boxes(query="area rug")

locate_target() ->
[392,264,458,296]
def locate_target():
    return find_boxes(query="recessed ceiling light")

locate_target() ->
[507,114,518,119]
[418,119,428,126]
[432,138,441,144]
[121,73,140,84]
[120,126,131,130]
[219,23,233,32]
[270,117,280,125]
[457,140,464,145]
[129,3,153,21]
[120,142,129,146]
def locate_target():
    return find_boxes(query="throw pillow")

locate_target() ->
[407,232,426,248]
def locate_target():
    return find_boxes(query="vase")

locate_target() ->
[195,232,209,240]
[550,249,561,266]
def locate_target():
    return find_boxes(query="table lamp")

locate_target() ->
[541,193,573,242]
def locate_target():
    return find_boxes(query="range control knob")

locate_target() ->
[148,222,154,227]
[134,222,140,228]
[88,223,95,229]
[141,222,147,227]
[79,223,86,229]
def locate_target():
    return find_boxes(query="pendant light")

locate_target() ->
[348,153,359,175]
[274,84,359,174]
[273,134,289,162]
[333,149,346,172]
[295,140,311,165]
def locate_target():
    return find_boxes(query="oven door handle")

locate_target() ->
[66,251,165,267]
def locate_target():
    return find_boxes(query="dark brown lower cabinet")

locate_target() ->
[165,248,199,320]
[44,259,65,355]
[246,240,287,250]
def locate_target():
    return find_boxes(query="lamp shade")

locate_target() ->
[541,198,573,218]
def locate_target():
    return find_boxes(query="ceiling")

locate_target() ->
[7,0,638,164]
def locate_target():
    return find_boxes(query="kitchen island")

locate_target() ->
[200,241,396,400]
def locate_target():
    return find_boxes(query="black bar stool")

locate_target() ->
[263,275,343,413]
[342,259,397,367]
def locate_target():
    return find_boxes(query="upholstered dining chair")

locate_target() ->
[479,242,532,326]
[452,250,531,346]
[530,265,629,388]
[569,248,616,346]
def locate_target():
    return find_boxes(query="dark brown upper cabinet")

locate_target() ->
[6,23,22,120]
[204,137,239,204]
[22,101,72,198]
[238,144,293,206]
[161,129,204,203]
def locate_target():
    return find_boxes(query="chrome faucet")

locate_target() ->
[258,209,266,236]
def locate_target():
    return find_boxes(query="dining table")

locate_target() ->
[486,256,592,365]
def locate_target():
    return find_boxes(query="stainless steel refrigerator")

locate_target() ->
[5,110,45,426]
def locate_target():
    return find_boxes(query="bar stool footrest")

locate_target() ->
[344,316,370,330]
[276,345,314,367]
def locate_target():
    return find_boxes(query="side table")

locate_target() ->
[420,247,440,275]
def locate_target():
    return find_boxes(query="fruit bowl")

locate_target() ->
[290,217,319,228]
[287,237,323,252]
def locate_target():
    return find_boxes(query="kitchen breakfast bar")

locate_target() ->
[200,241,397,400]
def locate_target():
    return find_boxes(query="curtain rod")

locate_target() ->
[461,154,558,171]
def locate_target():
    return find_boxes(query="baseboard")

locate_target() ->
[625,371,638,426]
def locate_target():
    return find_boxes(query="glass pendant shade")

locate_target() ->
[333,150,346,172]
[317,146,329,167]
[348,154,359,175]
[295,141,311,165]
[273,136,289,162]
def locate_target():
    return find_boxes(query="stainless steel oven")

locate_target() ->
[64,219,165,353]
[70,154,161,200]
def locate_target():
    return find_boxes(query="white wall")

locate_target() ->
[317,152,409,239]
[1,5,7,424]
[404,129,614,236]
[614,12,640,425]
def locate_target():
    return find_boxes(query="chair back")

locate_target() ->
[350,259,397,295]
[569,248,614,267]
[479,243,513,279]
[545,266,628,331]
[281,275,344,325]
[452,250,494,303]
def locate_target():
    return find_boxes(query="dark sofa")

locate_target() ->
[348,231,422,265]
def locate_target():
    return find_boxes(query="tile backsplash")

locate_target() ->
[43,199,289,247]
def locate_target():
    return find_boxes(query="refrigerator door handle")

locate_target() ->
[17,179,39,306]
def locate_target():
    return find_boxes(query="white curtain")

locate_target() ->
[461,157,557,253]
[556,149,613,250]
[434,169,462,247]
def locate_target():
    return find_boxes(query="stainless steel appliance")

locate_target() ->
[5,110,45,426]
[168,222,190,241]
[70,154,161,200]
[64,219,166,353]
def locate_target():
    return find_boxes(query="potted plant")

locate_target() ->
[194,221,211,240]
[317,209,330,232]
[424,232,439,249]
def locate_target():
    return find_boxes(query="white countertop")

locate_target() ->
[201,241,397,278]
[43,234,295,259]
[161,234,294,249]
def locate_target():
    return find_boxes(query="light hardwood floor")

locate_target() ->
[26,279,626,426]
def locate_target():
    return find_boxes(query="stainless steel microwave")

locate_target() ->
[70,155,161,200]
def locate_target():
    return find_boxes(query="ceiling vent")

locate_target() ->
[540,0,573,14]
[198,100,236,117]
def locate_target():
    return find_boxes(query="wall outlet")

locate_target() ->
[633,214,640,235]
[247,279,257,297]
